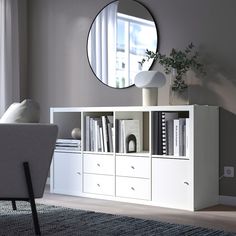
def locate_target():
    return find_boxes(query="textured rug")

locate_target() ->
[0,202,235,236]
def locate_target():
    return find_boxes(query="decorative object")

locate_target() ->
[126,134,137,153]
[134,71,166,106]
[140,43,205,105]
[71,127,81,140]
[87,0,158,89]
[0,202,234,235]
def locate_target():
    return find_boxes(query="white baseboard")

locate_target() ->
[219,195,236,206]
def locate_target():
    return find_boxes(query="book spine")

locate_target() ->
[158,112,163,155]
[179,118,186,156]
[153,112,159,155]
[119,120,124,153]
[102,116,108,152]
[90,118,94,152]
[108,122,113,152]
[161,112,167,155]
[115,119,119,153]
[85,116,90,151]
[166,120,174,155]
[185,118,190,157]
[94,119,98,152]
[100,127,104,152]
[173,119,180,156]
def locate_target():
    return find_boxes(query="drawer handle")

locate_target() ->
[76,172,81,175]
[131,166,135,170]
[184,181,189,185]
[97,163,101,167]
[97,183,100,187]
[131,187,135,191]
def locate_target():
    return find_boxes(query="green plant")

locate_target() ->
[140,43,205,91]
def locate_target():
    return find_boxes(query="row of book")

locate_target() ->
[153,112,189,156]
[85,115,114,152]
[55,139,81,151]
[115,119,140,153]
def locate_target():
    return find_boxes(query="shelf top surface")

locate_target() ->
[50,105,218,113]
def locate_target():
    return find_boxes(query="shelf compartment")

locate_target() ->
[52,111,81,140]
[83,111,114,153]
[151,110,190,157]
[115,111,150,154]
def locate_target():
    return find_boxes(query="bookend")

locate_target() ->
[0,162,41,235]
[126,134,137,153]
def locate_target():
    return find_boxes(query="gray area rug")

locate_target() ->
[0,201,235,236]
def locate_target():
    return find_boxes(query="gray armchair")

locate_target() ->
[0,123,58,235]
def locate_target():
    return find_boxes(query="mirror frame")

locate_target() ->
[86,0,159,89]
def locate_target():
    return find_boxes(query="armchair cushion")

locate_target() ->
[0,99,40,123]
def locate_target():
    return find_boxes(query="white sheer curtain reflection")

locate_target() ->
[0,0,20,116]
[88,2,118,87]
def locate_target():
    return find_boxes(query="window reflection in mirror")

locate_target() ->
[87,0,158,89]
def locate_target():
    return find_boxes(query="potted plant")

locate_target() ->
[140,43,205,96]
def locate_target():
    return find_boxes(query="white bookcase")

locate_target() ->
[50,105,219,211]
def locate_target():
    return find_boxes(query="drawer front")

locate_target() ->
[53,152,82,195]
[116,176,150,200]
[83,173,114,196]
[84,154,114,175]
[116,156,150,178]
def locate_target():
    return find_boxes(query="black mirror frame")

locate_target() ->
[86,0,159,89]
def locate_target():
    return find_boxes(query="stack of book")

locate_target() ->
[153,112,189,157]
[115,119,140,153]
[85,115,114,152]
[56,139,81,151]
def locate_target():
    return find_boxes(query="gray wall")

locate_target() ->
[28,0,236,196]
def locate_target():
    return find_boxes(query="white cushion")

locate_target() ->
[0,99,40,123]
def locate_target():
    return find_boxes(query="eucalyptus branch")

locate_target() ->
[140,43,205,92]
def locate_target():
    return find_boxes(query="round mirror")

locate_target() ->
[87,0,158,88]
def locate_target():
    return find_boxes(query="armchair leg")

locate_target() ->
[11,200,17,210]
[23,162,41,235]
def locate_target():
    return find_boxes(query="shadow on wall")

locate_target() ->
[219,108,236,196]
[189,54,236,113]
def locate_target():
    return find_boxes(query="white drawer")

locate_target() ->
[83,173,114,196]
[116,176,150,200]
[116,156,150,178]
[84,154,114,175]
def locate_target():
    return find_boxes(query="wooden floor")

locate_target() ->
[37,186,236,233]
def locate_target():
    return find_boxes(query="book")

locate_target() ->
[185,118,190,157]
[102,116,109,152]
[152,112,160,155]
[173,119,180,156]
[90,117,94,151]
[166,119,174,155]
[107,116,114,152]
[108,122,113,152]
[115,119,119,153]
[119,120,124,153]
[85,116,90,151]
[179,118,186,156]
[99,126,104,152]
